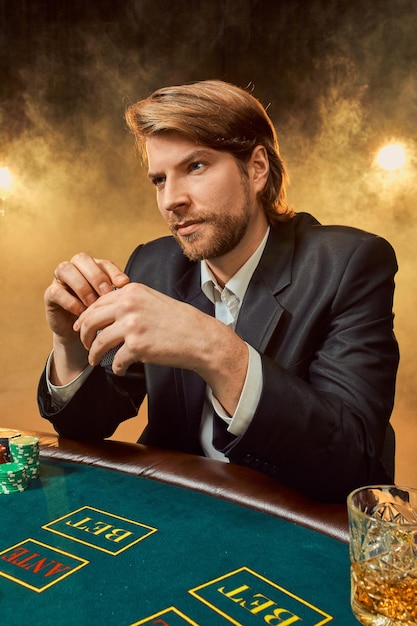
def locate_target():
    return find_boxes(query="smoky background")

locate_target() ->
[0,0,416,483]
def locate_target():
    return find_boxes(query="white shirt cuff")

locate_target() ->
[210,343,262,437]
[46,351,94,409]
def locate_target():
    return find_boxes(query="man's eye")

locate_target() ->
[189,161,205,172]
[152,177,165,187]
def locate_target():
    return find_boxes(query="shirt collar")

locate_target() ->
[201,227,270,304]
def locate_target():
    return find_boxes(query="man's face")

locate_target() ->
[146,133,268,266]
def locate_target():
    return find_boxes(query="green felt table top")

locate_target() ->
[0,459,357,625]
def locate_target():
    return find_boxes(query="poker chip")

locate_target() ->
[9,436,40,481]
[0,461,28,494]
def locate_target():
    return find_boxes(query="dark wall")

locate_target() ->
[2,0,415,142]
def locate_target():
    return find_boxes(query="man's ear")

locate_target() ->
[249,145,269,194]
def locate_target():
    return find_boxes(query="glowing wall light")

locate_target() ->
[376,143,407,171]
[0,166,14,216]
[0,166,13,197]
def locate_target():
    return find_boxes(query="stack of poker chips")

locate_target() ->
[0,435,40,495]
[0,462,28,494]
[9,436,40,480]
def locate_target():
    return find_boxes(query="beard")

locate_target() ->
[168,180,252,262]
[170,210,251,262]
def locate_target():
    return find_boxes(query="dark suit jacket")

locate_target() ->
[38,213,399,501]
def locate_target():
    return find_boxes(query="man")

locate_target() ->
[38,80,399,502]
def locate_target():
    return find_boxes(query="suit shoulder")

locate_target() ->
[279,213,398,277]
[292,212,395,254]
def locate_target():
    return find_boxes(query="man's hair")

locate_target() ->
[125,80,294,224]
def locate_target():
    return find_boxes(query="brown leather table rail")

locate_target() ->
[23,429,349,543]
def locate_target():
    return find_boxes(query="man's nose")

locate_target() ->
[161,177,189,213]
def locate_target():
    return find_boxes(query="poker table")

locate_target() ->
[1,430,356,625]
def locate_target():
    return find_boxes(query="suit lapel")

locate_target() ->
[236,221,295,351]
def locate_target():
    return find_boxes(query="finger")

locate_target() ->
[45,281,88,318]
[73,287,119,333]
[70,253,119,297]
[54,253,124,308]
[87,326,125,367]
[53,260,100,307]
[87,322,141,375]
[111,344,138,377]
[74,295,120,352]
[93,258,130,289]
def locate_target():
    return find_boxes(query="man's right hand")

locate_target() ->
[45,253,129,385]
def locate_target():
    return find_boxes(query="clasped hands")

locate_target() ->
[48,253,213,377]
[46,254,248,415]
[75,280,215,376]
[48,253,249,415]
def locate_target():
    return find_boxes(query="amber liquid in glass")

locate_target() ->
[351,559,417,625]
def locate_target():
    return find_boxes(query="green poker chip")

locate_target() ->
[0,462,28,494]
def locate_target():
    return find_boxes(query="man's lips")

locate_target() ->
[174,220,204,237]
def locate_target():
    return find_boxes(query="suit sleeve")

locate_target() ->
[226,235,399,501]
[37,363,147,439]
[36,244,152,439]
